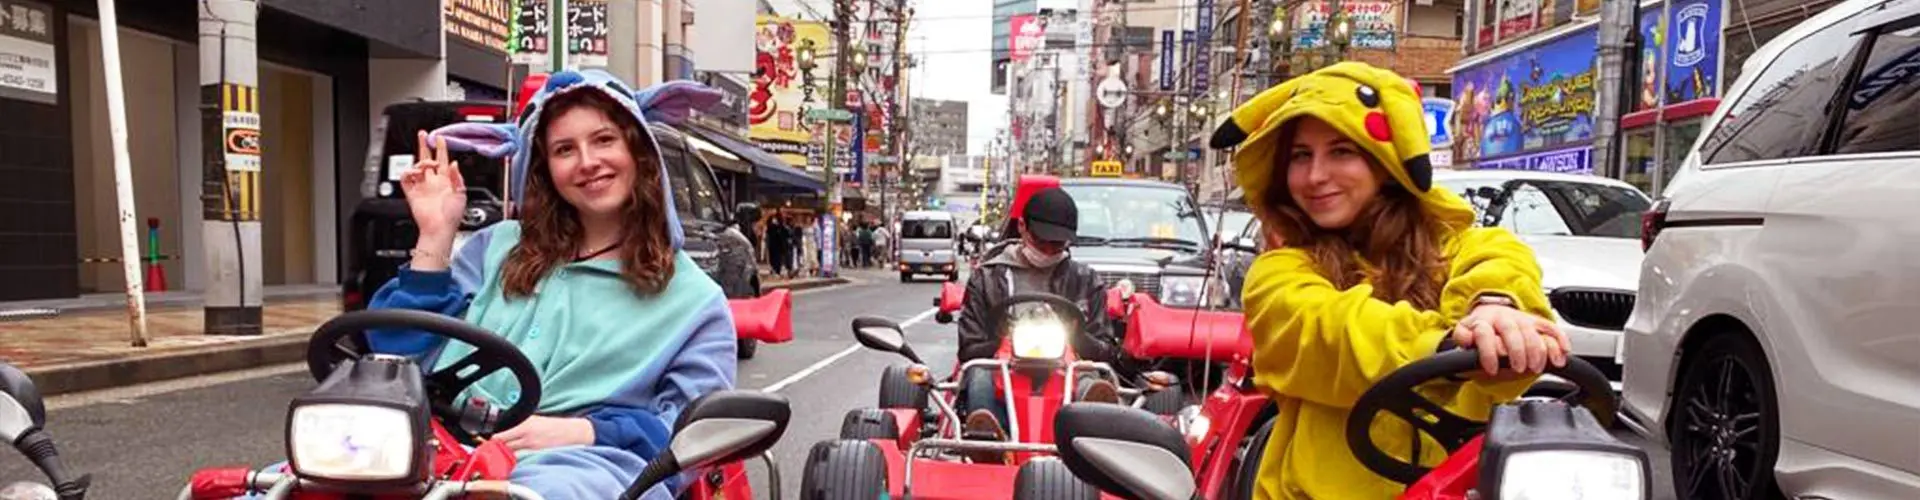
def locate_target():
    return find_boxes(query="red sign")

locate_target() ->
[1010,15,1042,62]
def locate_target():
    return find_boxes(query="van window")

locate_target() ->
[1833,24,1920,154]
[659,140,697,217]
[1701,17,1866,165]
[903,219,953,239]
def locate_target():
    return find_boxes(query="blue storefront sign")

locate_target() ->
[1181,30,1195,96]
[1664,0,1722,103]
[1479,146,1593,174]
[1451,27,1599,163]
[1423,98,1455,147]
[820,217,837,277]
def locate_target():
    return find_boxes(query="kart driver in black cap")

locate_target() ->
[954,186,1122,464]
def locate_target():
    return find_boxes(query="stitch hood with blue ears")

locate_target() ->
[427,69,728,250]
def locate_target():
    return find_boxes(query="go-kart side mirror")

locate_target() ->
[0,362,47,431]
[619,390,792,500]
[0,363,90,500]
[851,316,922,363]
[1053,403,1197,500]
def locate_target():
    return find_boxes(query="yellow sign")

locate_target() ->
[751,16,836,168]
[1090,160,1123,177]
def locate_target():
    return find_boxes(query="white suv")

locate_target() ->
[1620,0,1920,498]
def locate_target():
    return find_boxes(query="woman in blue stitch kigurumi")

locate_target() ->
[289,70,736,500]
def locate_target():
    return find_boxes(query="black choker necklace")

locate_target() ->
[573,242,621,262]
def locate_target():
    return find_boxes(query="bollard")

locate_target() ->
[143,218,167,292]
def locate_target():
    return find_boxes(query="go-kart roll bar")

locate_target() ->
[176,471,546,500]
[901,438,1060,500]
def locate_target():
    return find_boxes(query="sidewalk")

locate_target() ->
[1,273,852,396]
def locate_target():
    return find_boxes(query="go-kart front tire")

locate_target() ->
[801,439,888,500]
[1013,458,1099,500]
[1141,386,1187,416]
[839,408,902,440]
[1229,417,1278,500]
[737,338,759,359]
[878,365,929,409]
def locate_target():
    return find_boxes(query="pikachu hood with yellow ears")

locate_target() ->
[1210,61,1475,232]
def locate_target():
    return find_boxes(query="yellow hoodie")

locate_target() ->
[1215,62,1557,499]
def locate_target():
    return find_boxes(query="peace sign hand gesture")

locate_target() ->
[402,130,467,265]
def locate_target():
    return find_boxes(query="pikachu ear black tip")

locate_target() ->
[1209,120,1248,149]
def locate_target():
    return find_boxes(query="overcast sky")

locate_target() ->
[769,0,1006,156]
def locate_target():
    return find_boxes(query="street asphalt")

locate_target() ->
[0,269,1676,499]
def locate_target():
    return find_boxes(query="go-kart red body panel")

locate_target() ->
[938,282,965,316]
[729,289,794,343]
[1400,436,1483,500]
[867,439,1127,500]
[1122,294,1251,362]
[1186,363,1270,500]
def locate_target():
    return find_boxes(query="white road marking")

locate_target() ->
[761,307,939,393]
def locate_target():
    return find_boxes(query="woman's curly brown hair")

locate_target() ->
[1257,120,1447,310]
[502,90,676,297]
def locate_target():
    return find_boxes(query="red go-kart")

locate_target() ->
[803,293,1180,500]
[1049,345,1651,500]
[178,291,796,500]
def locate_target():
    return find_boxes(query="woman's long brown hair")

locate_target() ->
[1258,121,1446,310]
[502,90,677,298]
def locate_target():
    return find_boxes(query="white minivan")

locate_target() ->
[896,211,959,282]
[1622,0,1920,497]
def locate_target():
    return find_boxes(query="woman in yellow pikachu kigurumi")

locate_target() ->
[1211,62,1570,499]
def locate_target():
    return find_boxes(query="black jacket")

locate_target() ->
[957,242,1120,363]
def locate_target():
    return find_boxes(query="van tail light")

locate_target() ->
[1641,199,1671,252]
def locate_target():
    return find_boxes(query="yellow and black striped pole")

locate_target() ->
[200,0,264,336]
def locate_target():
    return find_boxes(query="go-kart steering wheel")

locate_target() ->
[1345,348,1615,485]
[307,309,543,446]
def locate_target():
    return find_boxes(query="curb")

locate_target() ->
[765,277,851,292]
[23,333,311,397]
[25,278,856,396]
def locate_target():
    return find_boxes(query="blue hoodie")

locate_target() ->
[363,70,737,500]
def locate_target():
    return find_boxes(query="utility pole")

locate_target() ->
[889,0,909,226]
[828,0,851,258]
[200,0,262,336]
[551,0,568,71]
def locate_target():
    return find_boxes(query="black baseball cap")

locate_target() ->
[1022,187,1079,243]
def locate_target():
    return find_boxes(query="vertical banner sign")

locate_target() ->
[0,0,57,105]
[846,112,867,185]
[221,83,263,220]
[1665,0,1721,103]
[1159,30,1174,91]
[1181,30,1195,96]
[1195,0,1213,94]
[511,0,549,65]
[1635,3,1666,111]
[820,217,837,277]
[568,0,610,68]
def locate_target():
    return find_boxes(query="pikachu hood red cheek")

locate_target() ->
[1207,61,1474,233]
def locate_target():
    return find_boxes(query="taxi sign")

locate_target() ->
[1090,160,1123,177]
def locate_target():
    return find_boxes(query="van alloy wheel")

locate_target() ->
[1672,335,1779,500]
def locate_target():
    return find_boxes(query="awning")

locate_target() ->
[684,126,825,194]
[683,134,752,174]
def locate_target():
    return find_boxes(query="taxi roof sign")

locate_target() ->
[1090,160,1123,177]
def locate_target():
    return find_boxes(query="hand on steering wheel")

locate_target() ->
[307,309,542,447]
[1451,302,1571,376]
[1344,347,1616,485]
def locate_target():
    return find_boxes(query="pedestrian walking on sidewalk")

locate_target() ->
[767,216,791,277]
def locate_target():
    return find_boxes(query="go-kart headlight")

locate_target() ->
[1496,450,1646,500]
[1158,276,1228,308]
[288,404,418,481]
[286,355,431,488]
[1010,318,1070,360]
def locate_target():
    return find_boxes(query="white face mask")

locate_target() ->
[1022,244,1068,268]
